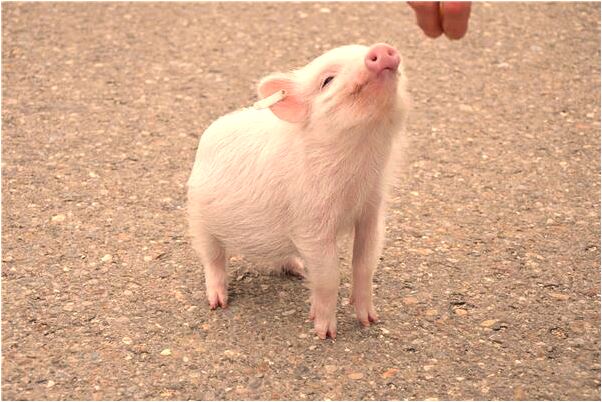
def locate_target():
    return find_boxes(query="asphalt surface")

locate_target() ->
[2,2,600,400]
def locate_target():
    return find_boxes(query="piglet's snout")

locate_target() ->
[364,43,400,74]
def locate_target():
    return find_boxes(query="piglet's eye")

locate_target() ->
[321,76,335,89]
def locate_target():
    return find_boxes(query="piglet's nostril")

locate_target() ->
[365,43,400,74]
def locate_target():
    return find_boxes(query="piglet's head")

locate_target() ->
[257,43,407,131]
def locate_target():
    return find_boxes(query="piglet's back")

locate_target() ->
[188,107,294,187]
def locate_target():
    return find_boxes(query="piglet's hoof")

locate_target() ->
[309,305,337,339]
[206,284,228,310]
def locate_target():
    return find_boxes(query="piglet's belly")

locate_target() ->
[220,234,297,262]
[203,217,297,262]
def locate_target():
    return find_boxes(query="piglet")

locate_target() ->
[187,43,409,339]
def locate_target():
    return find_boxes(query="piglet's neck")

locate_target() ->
[300,121,399,180]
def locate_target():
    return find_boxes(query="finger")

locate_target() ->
[440,1,472,40]
[407,1,444,38]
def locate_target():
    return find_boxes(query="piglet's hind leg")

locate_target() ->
[190,224,228,309]
[280,256,305,278]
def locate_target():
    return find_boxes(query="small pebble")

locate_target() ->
[348,372,364,380]
[550,292,570,301]
[425,308,438,316]
[101,254,112,263]
[324,365,337,373]
[514,385,526,400]
[489,333,504,345]
[224,349,239,358]
[160,348,172,356]
[248,377,262,389]
[122,337,133,345]
[51,214,66,222]
[481,319,498,328]
[411,248,433,256]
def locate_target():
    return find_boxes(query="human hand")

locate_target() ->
[407,2,472,40]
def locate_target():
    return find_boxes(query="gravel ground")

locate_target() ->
[2,2,600,400]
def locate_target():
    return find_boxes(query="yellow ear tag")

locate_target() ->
[253,90,286,110]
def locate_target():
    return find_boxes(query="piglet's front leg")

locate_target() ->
[350,200,385,326]
[300,243,340,339]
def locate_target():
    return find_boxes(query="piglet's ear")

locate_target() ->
[257,75,308,123]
